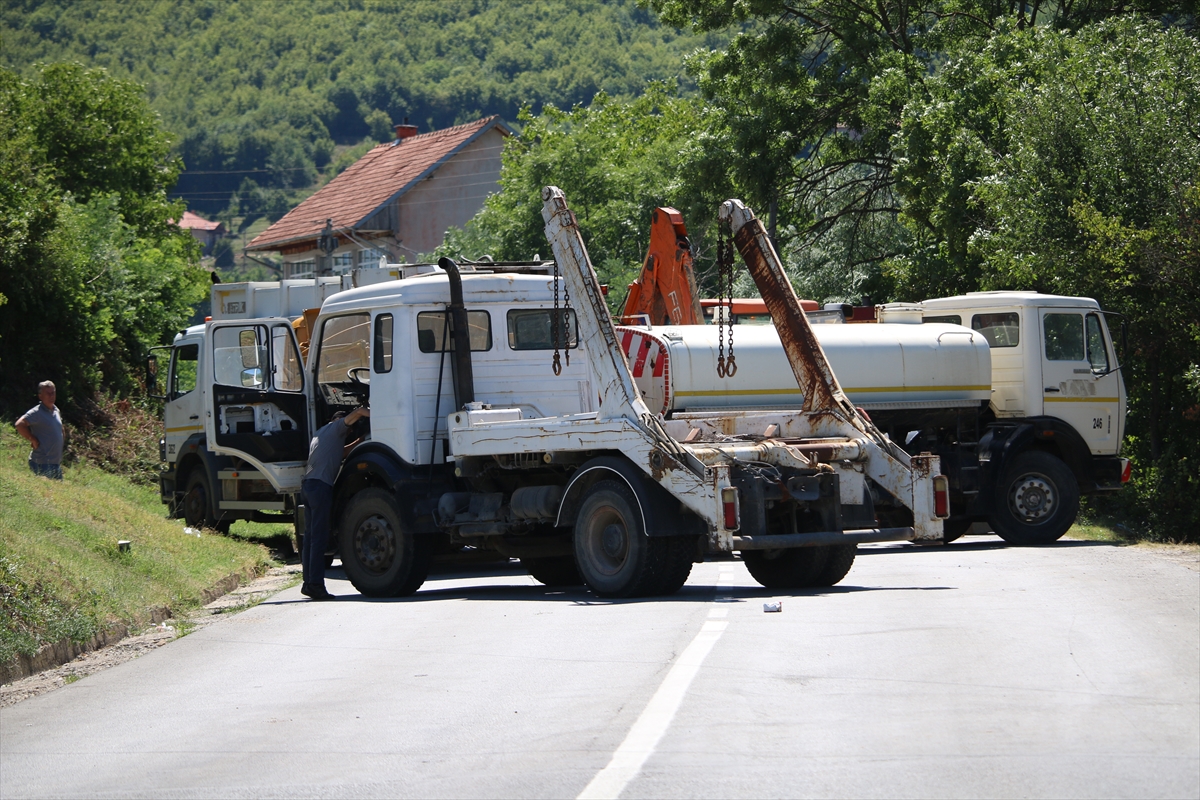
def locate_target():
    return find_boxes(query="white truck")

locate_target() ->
[618,295,1130,545]
[166,188,950,597]
[155,269,407,531]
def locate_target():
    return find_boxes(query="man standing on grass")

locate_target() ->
[301,405,369,600]
[15,381,64,480]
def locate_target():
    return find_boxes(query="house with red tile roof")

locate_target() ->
[246,116,511,278]
[174,210,226,256]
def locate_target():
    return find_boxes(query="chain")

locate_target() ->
[552,259,562,375]
[715,227,737,378]
[724,231,736,377]
[562,267,571,368]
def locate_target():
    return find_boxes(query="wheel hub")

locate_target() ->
[1010,474,1055,522]
[601,523,626,559]
[354,514,395,574]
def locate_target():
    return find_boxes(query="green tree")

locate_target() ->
[978,20,1200,537]
[0,0,724,216]
[433,84,735,309]
[888,18,1199,537]
[0,63,207,414]
[651,0,1196,295]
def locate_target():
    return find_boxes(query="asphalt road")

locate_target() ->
[2,536,1197,799]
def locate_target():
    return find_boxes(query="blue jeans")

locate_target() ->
[29,460,62,480]
[300,478,334,589]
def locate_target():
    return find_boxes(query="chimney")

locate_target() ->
[394,123,418,140]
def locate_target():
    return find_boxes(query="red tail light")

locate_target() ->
[1120,459,1132,483]
[932,475,950,518]
[721,487,739,530]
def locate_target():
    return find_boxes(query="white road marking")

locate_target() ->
[577,620,730,800]
[707,607,728,618]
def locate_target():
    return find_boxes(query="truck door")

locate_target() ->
[164,340,203,462]
[205,319,310,491]
[1039,308,1125,453]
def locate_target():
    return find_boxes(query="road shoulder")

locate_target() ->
[0,564,301,708]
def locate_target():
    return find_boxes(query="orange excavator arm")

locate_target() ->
[621,207,704,326]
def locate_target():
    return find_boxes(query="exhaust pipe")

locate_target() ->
[438,257,475,408]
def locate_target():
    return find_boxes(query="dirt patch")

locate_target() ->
[0,564,301,708]
[1138,542,1200,571]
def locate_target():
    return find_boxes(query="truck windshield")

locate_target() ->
[317,314,370,383]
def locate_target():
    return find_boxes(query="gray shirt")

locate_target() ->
[20,404,63,465]
[304,418,351,486]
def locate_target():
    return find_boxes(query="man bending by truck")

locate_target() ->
[301,405,370,600]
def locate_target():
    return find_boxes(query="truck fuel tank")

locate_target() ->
[616,323,991,415]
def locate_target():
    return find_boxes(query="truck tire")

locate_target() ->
[810,543,856,587]
[990,450,1080,546]
[942,517,972,544]
[522,556,583,587]
[573,479,671,598]
[339,488,431,597]
[183,471,230,534]
[655,536,696,596]
[743,545,849,589]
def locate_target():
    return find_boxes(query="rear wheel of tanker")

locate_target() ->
[990,451,1079,546]
[573,480,669,598]
[742,547,828,589]
[339,488,431,597]
[522,556,583,587]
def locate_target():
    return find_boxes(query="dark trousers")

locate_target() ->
[301,478,334,589]
[29,460,63,480]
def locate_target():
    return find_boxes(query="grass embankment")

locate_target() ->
[0,428,273,667]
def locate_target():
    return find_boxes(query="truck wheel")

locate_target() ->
[573,479,668,598]
[339,488,431,597]
[990,451,1080,546]
[522,556,583,587]
[655,536,697,596]
[942,517,972,544]
[810,544,856,587]
[742,547,828,589]
[182,471,229,533]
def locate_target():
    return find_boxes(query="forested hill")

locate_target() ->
[1,0,719,217]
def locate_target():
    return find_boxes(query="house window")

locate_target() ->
[358,248,387,268]
[332,253,353,274]
[288,259,315,279]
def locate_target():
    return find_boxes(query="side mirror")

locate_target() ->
[146,351,166,401]
[241,367,264,388]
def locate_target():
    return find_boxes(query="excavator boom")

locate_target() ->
[621,207,703,326]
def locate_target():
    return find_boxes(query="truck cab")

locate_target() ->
[919,292,1126,454]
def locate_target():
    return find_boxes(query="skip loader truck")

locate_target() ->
[163,188,949,598]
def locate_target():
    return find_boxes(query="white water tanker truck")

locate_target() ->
[617,292,1130,544]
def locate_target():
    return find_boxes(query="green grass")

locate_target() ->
[0,428,273,666]
[1067,516,1133,543]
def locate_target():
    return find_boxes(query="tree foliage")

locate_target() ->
[0,63,207,416]
[432,84,736,309]
[0,0,723,216]
[651,0,1196,297]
